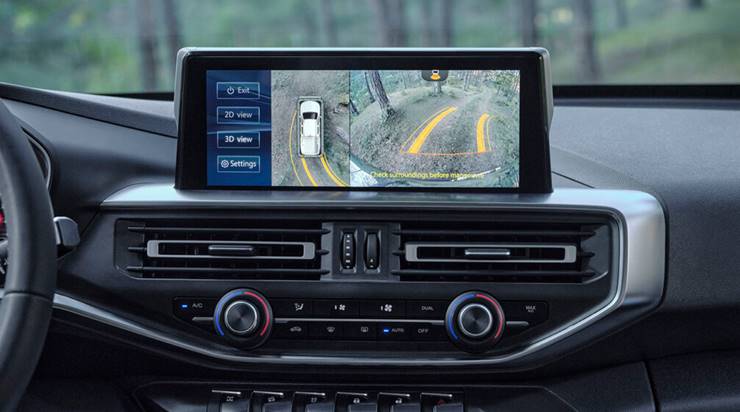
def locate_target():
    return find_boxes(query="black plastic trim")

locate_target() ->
[0,82,176,138]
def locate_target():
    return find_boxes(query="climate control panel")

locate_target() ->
[175,288,548,354]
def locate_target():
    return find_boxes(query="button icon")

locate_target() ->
[411,323,446,341]
[275,322,307,338]
[360,300,405,318]
[378,324,408,340]
[216,106,261,124]
[272,299,312,317]
[407,301,446,319]
[345,323,376,339]
[217,131,260,149]
[309,322,344,339]
[217,82,260,99]
[217,155,261,173]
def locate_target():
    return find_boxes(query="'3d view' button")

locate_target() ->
[217,156,261,173]
[217,131,260,149]
[217,82,260,99]
[217,106,260,124]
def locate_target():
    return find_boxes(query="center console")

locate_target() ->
[49,49,665,411]
[49,184,663,370]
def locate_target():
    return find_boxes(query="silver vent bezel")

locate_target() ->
[404,242,578,264]
[145,240,316,260]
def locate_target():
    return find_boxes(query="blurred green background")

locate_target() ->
[0,0,737,93]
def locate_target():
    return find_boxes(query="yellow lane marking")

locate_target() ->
[321,155,348,187]
[301,157,318,186]
[399,106,451,153]
[476,113,490,153]
[485,115,494,153]
[407,106,458,154]
[288,110,304,186]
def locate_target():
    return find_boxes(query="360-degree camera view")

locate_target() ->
[217,69,520,189]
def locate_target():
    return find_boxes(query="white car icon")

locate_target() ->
[299,99,322,157]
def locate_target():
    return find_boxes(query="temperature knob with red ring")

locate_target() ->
[213,288,273,349]
[445,291,505,353]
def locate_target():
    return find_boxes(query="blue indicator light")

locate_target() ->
[180,304,188,309]
[383,328,391,334]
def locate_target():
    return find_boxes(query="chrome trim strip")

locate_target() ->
[253,390,285,397]
[59,185,665,367]
[211,389,242,396]
[146,240,316,260]
[405,243,577,264]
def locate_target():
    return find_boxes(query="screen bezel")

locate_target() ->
[176,49,552,193]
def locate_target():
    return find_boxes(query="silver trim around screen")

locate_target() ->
[54,184,666,367]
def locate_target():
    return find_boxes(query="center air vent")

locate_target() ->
[117,220,329,280]
[393,218,611,283]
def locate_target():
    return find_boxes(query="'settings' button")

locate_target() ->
[217,156,261,173]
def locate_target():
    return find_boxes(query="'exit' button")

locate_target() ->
[217,82,260,99]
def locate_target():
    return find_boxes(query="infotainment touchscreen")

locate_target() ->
[175,49,552,192]
[207,69,520,188]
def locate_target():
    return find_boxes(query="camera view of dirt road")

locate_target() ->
[349,70,520,188]
[270,69,519,188]
[271,70,350,187]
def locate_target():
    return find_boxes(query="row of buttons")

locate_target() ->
[275,321,446,341]
[212,389,463,412]
[172,297,549,333]
[272,299,446,319]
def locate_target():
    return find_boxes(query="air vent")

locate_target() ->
[392,218,610,283]
[118,220,329,279]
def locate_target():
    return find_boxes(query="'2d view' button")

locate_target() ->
[217,82,260,99]
[217,156,261,173]
[217,131,260,149]
[217,106,260,124]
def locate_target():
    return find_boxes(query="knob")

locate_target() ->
[213,288,273,348]
[224,300,260,335]
[445,291,505,353]
[458,303,493,338]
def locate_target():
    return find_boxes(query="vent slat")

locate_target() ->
[124,220,325,280]
[396,219,606,284]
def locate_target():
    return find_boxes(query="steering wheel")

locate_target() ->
[0,101,57,411]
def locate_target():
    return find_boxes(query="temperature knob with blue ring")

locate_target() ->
[445,291,505,353]
[213,288,273,349]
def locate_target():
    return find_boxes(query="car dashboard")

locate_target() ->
[3,79,740,411]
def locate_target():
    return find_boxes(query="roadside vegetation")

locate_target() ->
[0,0,736,92]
